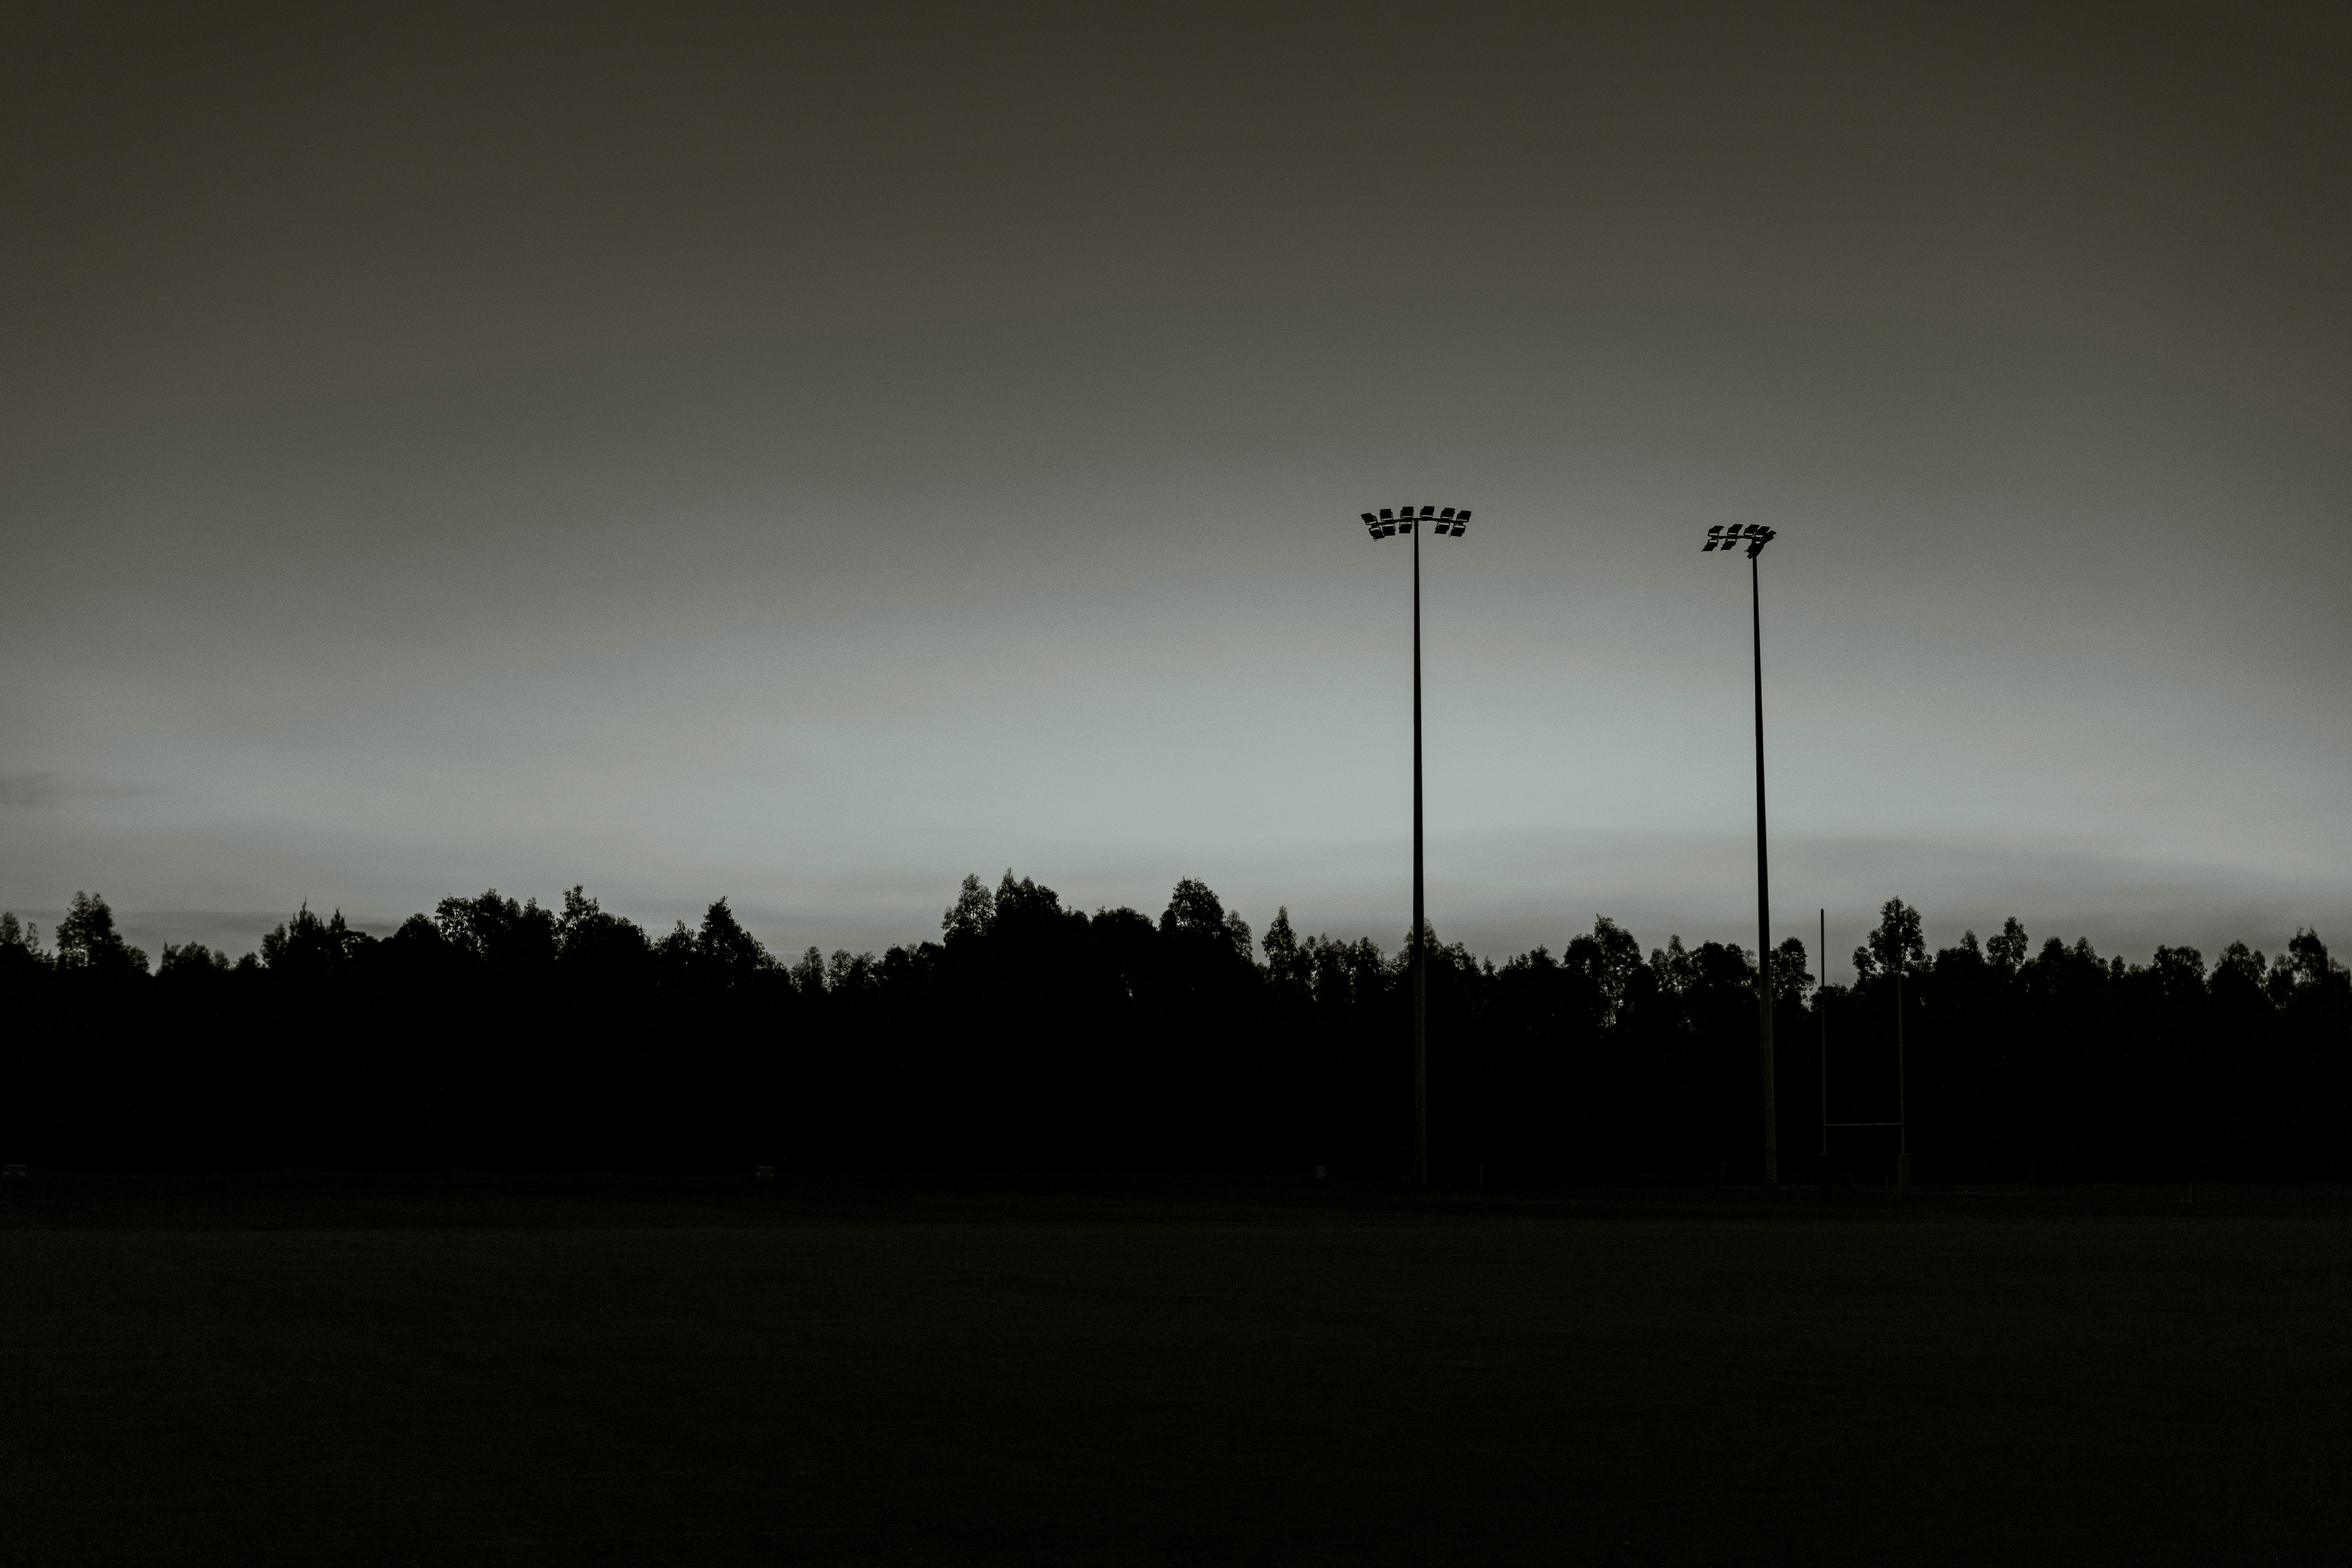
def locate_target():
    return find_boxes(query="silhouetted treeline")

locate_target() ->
[0,880,2345,1181]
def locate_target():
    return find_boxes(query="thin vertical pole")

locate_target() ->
[1896,965,1911,1191]
[1751,554,1777,1185]
[1411,518,1428,1187]
[1818,906,1829,1196]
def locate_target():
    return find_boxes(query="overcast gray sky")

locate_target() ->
[3,2,2346,976]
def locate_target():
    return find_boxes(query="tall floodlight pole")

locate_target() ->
[1361,503,1470,1186]
[1818,906,1829,1197]
[1896,966,1911,1192]
[1702,522,1780,1184]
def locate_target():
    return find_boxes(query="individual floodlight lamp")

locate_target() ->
[1363,502,1472,1186]
[1704,521,1782,1183]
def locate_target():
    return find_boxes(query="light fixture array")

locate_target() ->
[1702,523,1777,559]
[1361,505,1470,540]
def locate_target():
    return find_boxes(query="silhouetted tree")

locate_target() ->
[1853,897,1926,982]
[0,911,43,955]
[942,874,995,943]
[54,891,147,975]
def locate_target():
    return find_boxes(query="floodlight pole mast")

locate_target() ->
[1818,906,1829,1197]
[1896,967,1911,1191]
[1360,504,1468,1188]
[1703,523,1780,1185]
[1411,516,1427,1188]
[1750,549,1777,1186]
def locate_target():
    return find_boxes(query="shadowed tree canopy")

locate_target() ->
[0,877,2343,1183]
[942,874,995,943]
[697,898,771,982]
[259,904,370,977]
[53,892,147,976]
[1854,897,1927,982]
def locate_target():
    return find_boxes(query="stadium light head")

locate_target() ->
[1703,524,1777,558]
[1362,505,1472,541]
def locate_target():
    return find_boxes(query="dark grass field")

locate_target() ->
[4,1177,2347,1566]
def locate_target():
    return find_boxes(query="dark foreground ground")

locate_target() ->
[4,1176,2347,1567]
